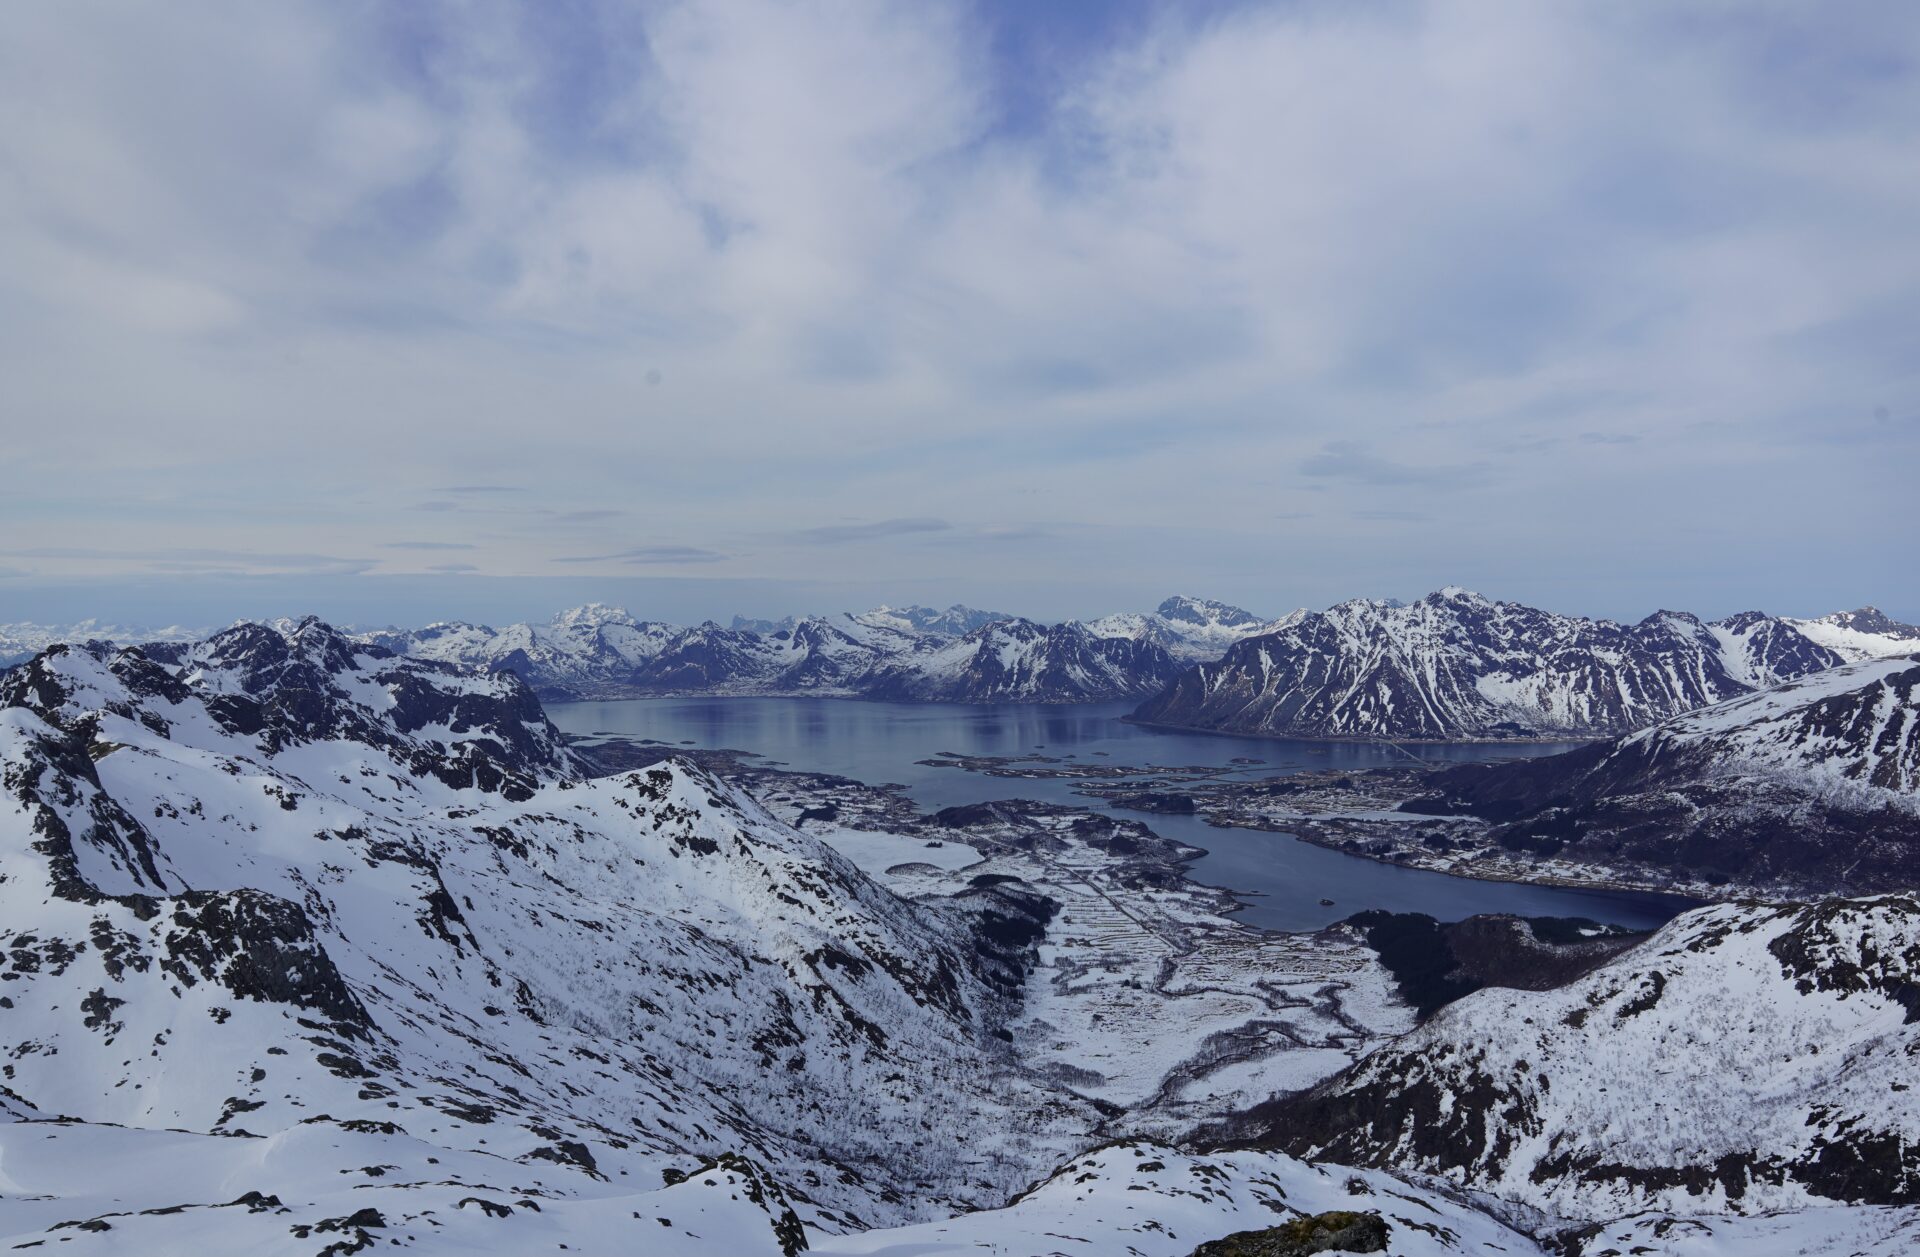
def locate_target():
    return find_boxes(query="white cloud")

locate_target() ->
[0,1,1915,620]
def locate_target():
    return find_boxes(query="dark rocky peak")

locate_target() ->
[191,616,379,692]
[786,616,845,646]
[65,617,585,791]
[1715,610,1774,632]
[1,641,190,731]
[0,641,114,717]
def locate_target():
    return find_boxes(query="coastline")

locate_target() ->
[1120,712,1609,748]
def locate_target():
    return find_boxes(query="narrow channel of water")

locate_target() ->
[548,696,1696,933]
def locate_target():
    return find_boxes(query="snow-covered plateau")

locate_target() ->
[3,618,1918,1254]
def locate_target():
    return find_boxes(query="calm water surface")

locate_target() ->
[549,696,1695,933]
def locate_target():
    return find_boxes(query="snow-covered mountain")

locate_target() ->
[369,604,1180,703]
[364,606,921,700]
[1223,894,1920,1222]
[1081,595,1303,663]
[0,620,1096,1237]
[860,617,1181,702]
[1397,652,1920,895]
[1134,587,1920,740]
[8,618,1920,1253]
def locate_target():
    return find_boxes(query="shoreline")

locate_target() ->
[1231,815,1715,909]
[1120,712,1607,748]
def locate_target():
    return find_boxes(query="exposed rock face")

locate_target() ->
[1190,1210,1390,1256]
[1344,911,1649,1019]
[1133,588,1919,741]
[1210,895,1920,1221]
[1398,655,1920,894]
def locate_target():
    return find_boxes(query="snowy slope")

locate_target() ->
[1232,894,1920,1220]
[0,1121,816,1256]
[813,1142,1545,1256]
[0,622,1096,1234]
[1134,587,1913,741]
[1400,654,1920,894]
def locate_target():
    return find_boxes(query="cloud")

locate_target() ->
[426,562,480,573]
[554,545,728,565]
[2,546,373,575]
[1299,441,1489,486]
[1,2,1916,621]
[791,518,952,545]
[381,541,478,551]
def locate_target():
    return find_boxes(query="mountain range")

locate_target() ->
[357,594,1291,703]
[1134,586,1920,740]
[3,618,1919,1253]
[10,592,1917,740]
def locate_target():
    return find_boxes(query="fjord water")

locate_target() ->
[550,696,1695,933]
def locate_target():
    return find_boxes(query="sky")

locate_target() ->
[2,0,1917,630]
